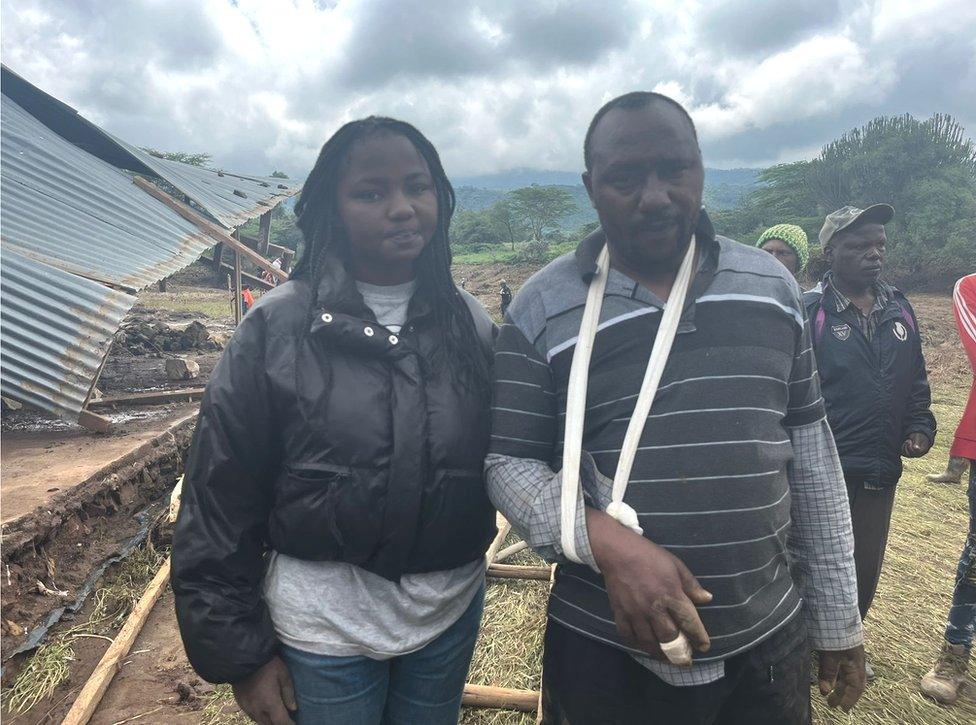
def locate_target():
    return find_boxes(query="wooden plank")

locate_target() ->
[77,409,113,434]
[88,387,205,408]
[462,684,539,712]
[61,558,171,725]
[133,176,288,282]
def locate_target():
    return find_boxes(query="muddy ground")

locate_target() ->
[1,259,969,724]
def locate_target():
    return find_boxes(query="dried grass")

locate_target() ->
[2,540,166,716]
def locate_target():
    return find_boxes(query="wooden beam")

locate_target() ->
[462,684,539,712]
[88,387,205,409]
[77,409,113,434]
[133,176,288,282]
[61,558,171,725]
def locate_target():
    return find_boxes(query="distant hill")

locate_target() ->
[453,167,759,230]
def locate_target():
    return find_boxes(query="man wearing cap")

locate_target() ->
[804,205,936,664]
[755,224,808,278]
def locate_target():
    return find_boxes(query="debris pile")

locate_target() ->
[115,319,223,355]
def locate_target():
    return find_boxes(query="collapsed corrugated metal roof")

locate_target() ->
[1,95,215,292]
[117,141,301,228]
[0,93,216,419]
[0,248,136,418]
[1,65,301,229]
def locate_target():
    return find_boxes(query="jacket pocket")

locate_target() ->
[410,468,495,570]
[268,463,387,564]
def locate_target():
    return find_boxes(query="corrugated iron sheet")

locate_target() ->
[1,65,300,230]
[113,138,301,229]
[0,248,136,418]
[1,95,215,292]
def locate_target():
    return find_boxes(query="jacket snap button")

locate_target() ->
[388,335,399,345]
[364,326,374,337]
[321,313,333,323]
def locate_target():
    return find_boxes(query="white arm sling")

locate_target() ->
[559,235,697,665]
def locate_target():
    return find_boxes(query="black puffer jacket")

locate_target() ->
[172,265,496,684]
[804,281,936,487]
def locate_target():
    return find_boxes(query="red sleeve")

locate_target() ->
[955,274,976,374]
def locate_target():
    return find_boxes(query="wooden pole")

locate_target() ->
[233,249,243,326]
[486,564,551,581]
[494,540,528,563]
[485,513,512,567]
[258,210,272,256]
[61,558,171,725]
[462,684,539,712]
[211,242,224,280]
[133,177,288,282]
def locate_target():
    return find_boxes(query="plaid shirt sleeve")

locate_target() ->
[485,321,599,570]
[785,308,863,651]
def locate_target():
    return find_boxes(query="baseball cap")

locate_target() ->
[818,204,894,246]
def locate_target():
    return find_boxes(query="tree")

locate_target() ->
[487,199,527,250]
[142,148,212,167]
[727,113,976,287]
[508,185,578,241]
[271,170,289,178]
[451,209,502,246]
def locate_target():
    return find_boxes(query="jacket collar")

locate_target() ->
[308,253,434,331]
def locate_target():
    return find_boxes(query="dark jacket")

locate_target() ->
[804,281,936,486]
[172,263,496,684]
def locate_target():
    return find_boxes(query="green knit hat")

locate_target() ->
[756,224,809,272]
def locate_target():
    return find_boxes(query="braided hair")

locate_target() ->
[292,116,490,394]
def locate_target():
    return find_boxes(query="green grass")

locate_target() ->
[136,289,235,320]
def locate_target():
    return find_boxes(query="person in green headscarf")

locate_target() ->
[756,223,809,277]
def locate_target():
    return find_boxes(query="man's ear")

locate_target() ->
[823,242,834,265]
[582,171,595,208]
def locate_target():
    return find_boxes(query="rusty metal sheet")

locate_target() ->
[1,96,216,291]
[0,248,136,418]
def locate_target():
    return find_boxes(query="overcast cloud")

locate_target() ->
[2,0,974,178]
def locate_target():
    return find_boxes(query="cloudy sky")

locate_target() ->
[3,0,975,179]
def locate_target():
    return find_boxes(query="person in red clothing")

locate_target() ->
[920,273,976,705]
[241,284,255,315]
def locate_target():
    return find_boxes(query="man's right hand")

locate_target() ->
[586,508,712,663]
[232,655,297,725]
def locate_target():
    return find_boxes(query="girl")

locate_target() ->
[173,118,496,725]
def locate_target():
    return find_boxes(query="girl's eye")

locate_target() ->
[409,183,431,195]
[356,190,381,201]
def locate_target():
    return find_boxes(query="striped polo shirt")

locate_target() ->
[488,213,825,663]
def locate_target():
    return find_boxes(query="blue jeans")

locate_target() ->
[279,586,484,724]
[945,463,976,647]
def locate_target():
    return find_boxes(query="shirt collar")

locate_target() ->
[822,271,892,314]
[574,209,719,282]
